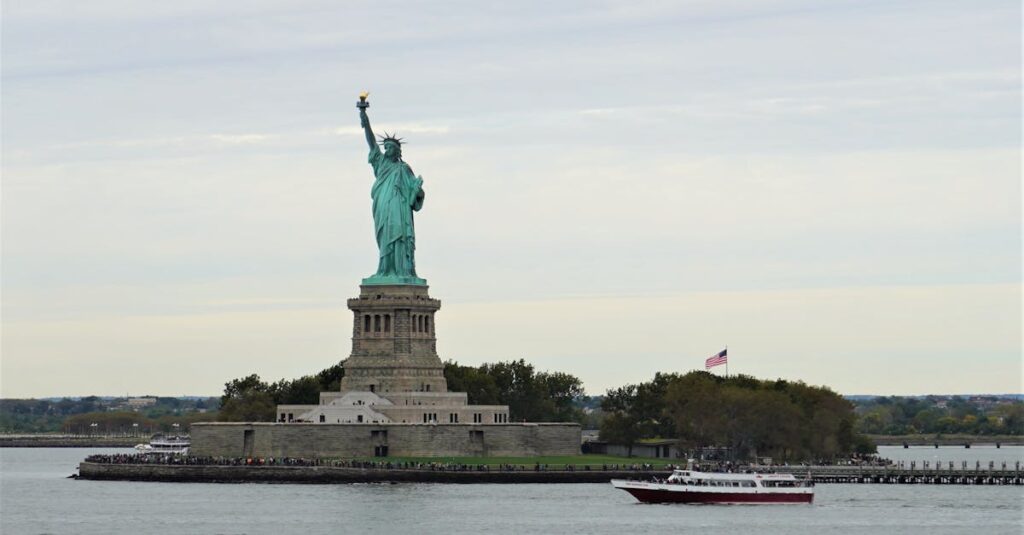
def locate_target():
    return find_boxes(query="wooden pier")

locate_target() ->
[763,461,1024,485]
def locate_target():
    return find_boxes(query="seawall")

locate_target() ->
[77,462,654,484]
[77,462,1024,485]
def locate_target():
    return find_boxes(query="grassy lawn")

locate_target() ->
[342,454,677,468]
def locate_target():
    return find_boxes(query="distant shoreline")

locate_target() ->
[0,435,138,448]
[868,435,1023,446]
[2,433,1022,448]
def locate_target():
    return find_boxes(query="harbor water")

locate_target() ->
[1,447,1021,535]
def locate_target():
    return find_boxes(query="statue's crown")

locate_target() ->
[378,132,405,146]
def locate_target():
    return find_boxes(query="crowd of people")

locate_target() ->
[85,452,914,474]
[83,453,669,472]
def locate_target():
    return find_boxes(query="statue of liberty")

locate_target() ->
[357,93,426,285]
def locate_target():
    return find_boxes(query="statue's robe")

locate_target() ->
[368,145,424,278]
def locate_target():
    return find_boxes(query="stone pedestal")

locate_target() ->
[339,284,447,394]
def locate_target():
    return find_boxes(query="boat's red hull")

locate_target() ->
[621,487,813,504]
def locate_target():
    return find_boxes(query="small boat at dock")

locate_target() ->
[612,469,814,504]
[134,434,190,455]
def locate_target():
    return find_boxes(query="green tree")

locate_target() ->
[447,359,585,423]
[600,411,642,456]
[220,374,270,406]
[856,407,890,434]
[538,371,585,422]
[218,391,276,422]
[444,361,501,405]
[315,362,346,391]
[219,374,274,422]
[63,411,151,434]
[664,372,724,451]
[271,376,321,405]
[995,403,1024,435]
[662,371,870,462]
[934,416,959,434]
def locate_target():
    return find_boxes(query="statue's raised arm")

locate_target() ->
[353,92,427,286]
[357,92,375,151]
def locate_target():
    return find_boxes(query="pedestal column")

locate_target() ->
[340,284,447,394]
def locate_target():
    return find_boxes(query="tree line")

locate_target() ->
[443,359,585,423]
[216,360,873,462]
[62,411,218,434]
[15,359,994,465]
[217,363,345,421]
[854,395,1024,436]
[216,359,586,424]
[0,396,218,434]
[599,371,876,461]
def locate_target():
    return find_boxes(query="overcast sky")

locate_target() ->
[2,0,1020,398]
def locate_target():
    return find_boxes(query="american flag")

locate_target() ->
[705,348,728,369]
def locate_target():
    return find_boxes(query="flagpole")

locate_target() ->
[725,345,728,378]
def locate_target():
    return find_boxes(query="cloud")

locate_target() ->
[1,0,1019,397]
[2,283,1019,397]
[208,134,275,144]
[331,124,451,137]
[439,283,1022,395]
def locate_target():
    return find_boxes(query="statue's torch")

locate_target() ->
[357,91,370,109]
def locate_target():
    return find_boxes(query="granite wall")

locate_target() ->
[190,422,581,458]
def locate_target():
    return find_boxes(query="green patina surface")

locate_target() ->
[358,98,427,286]
[361,274,427,286]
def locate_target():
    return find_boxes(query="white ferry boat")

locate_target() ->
[134,434,190,455]
[612,469,814,504]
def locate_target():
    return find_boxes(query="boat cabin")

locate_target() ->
[666,469,806,488]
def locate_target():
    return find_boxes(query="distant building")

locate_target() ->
[122,397,157,411]
[585,439,680,459]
